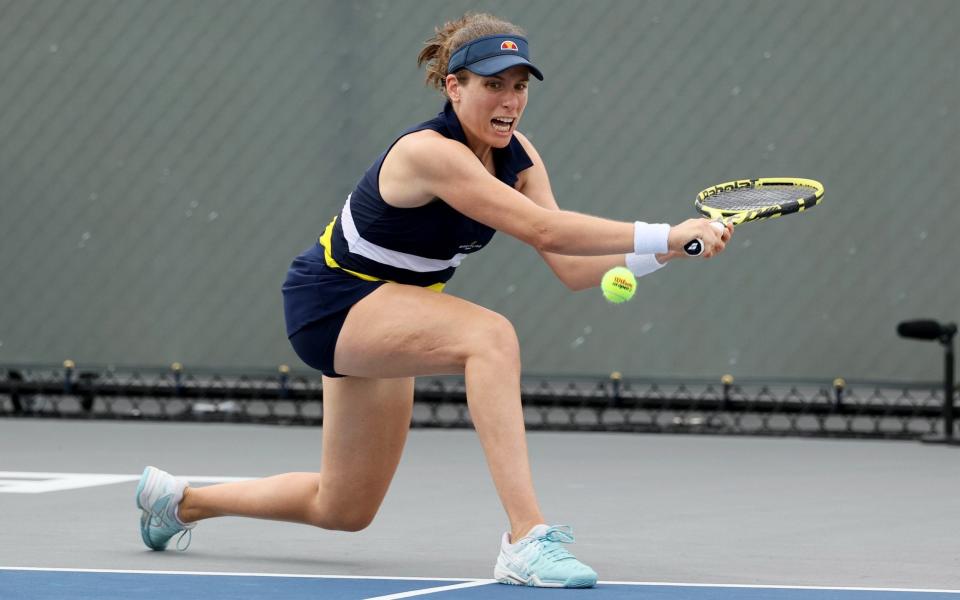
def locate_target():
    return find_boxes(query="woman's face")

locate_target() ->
[447,66,530,150]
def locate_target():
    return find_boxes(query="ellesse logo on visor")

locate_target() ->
[500,40,519,51]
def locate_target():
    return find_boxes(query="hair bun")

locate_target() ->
[417,13,526,94]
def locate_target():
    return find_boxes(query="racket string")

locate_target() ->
[703,185,818,211]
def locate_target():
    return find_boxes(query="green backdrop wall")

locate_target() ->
[1,0,957,380]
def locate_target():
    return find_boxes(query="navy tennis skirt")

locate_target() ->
[282,243,385,377]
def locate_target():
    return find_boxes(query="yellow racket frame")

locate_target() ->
[695,177,824,226]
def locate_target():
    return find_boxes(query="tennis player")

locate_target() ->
[136,12,731,588]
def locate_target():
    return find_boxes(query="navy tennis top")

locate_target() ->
[324,101,534,286]
[282,102,534,338]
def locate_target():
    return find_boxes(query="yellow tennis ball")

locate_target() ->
[601,266,636,304]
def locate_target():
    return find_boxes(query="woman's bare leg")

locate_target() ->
[178,375,414,531]
[181,282,544,541]
[332,283,545,542]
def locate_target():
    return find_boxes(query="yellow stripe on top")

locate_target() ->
[318,217,445,293]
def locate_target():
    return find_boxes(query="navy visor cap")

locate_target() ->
[447,34,544,80]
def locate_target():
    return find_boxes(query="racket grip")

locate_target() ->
[683,221,725,256]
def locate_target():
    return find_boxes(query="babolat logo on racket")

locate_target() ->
[500,40,519,51]
[702,179,755,198]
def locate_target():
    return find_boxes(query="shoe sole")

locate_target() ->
[136,466,166,551]
[139,510,163,550]
[494,565,596,588]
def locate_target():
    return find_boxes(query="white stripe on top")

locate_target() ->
[340,195,468,273]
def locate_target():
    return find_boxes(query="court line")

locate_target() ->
[0,472,138,493]
[0,566,474,582]
[599,581,960,594]
[1,567,958,593]
[0,471,251,494]
[0,471,251,482]
[363,580,495,599]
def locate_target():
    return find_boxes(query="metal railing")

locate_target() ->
[1,364,953,440]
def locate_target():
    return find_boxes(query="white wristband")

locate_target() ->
[625,253,667,278]
[633,221,670,255]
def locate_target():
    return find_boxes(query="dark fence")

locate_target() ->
[1,363,954,441]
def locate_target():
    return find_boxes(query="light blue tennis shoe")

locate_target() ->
[494,524,598,588]
[136,466,195,551]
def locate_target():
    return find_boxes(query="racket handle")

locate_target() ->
[683,221,725,256]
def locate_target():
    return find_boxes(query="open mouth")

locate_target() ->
[491,117,515,133]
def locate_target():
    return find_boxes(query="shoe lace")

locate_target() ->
[149,512,194,551]
[534,525,576,562]
[175,529,192,551]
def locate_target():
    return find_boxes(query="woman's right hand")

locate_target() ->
[667,218,731,258]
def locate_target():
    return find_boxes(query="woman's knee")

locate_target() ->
[469,312,521,367]
[309,503,378,532]
[324,512,377,532]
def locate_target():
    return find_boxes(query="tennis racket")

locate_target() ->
[683,177,824,256]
